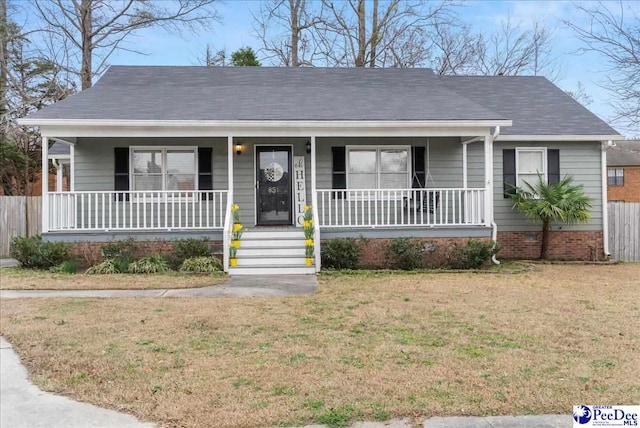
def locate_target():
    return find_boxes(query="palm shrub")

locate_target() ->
[86,259,121,275]
[510,175,592,259]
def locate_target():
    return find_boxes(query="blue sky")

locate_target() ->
[15,0,638,135]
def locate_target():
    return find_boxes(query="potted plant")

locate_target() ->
[303,205,314,266]
[229,203,244,267]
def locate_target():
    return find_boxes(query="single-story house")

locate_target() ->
[607,140,640,202]
[19,66,622,274]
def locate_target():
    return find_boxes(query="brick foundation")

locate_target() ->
[70,239,223,268]
[354,237,492,269]
[497,230,604,261]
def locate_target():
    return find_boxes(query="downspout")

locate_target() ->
[601,141,611,258]
[490,126,501,265]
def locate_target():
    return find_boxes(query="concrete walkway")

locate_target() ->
[0,275,318,299]
[0,258,19,268]
[0,337,155,428]
[298,415,571,427]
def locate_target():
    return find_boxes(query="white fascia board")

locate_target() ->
[496,134,624,142]
[26,119,512,138]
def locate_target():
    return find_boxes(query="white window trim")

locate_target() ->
[607,167,624,186]
[346,145,411,190]
[515,147,547,188]
[129,146,199,197]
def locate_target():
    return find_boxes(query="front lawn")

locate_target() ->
[0,268,227,290]
[1,264,638,427]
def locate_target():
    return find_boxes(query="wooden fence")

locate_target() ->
[0,196,42,257]
[608,202,640,262]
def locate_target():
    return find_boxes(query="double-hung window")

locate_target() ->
[607,168,624,186]
[347,146,411,190]
[516,148,546,187]
[131,147,198,192]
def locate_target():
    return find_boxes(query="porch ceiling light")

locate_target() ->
[306,140,311,154]
[235,142,242,155]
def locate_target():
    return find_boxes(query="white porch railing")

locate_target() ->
[316,188,485,227]
[48,190,228,231]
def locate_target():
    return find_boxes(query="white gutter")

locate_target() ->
[490,126,501,265]
[17,118,513,128]
[496,134,623,142]
[601,141,611,258]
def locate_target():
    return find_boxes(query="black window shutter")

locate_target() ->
[114,148,129,201]
[412,146,426,188]
[503,149,516,198]
[332,147,346,199]
[198,147,213,200]
[547,149,560,185]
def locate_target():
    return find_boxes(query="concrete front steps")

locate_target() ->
[229,228,316,275]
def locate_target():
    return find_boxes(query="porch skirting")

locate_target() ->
[498,230,604,261]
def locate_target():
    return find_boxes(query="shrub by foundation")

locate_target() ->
[10,235,71,269]
[169,239,210,270]
[387,238,423,270]
[447,240,499,269]
[128,255,169,274]
[321,238,360,270]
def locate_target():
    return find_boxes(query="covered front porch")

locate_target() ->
[36,119,507,271]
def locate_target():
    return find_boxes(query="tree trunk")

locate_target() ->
[355,0,366,67]
[540,219,550,259]
[0,0,7,117]
[369,0,378,67]
[80,0,93,90]
[290,0,299,67]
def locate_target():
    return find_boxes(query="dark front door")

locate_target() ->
[256,146,292,225]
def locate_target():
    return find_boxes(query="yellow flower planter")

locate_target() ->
[229,258,238,267]
[231,240,241,248]
[305,257,313,266]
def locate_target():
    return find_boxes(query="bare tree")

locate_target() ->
[565,1,639,130]
[254,0,322,66]
[472,19,558,78]
[1,4,73,195]
[565,81,593,106]
[427,19,481,75]
[32,0,220,89]
[318,0,451,67]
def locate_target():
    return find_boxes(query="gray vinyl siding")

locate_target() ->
[316,137,468,190]
[75,137,228,191]
[72,137,228,229]
[493,141,603,231]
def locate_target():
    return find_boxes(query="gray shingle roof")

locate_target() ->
[25,66,620,137]
[438,75,619,136]
[48,142,70,156]
[607,140,640,166]
[26,66,505,122]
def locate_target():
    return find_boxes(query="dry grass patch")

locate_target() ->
[1,264,639,428]
[0,268,226,290]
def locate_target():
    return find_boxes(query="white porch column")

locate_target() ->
[483,135,493,227]
[601,141,610,257]
[41,136,49,233]
[223,136,234,273]
[310,135,321,271]
[70,144,75,191]
[227,136,234,199]
[462,143,468,189]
